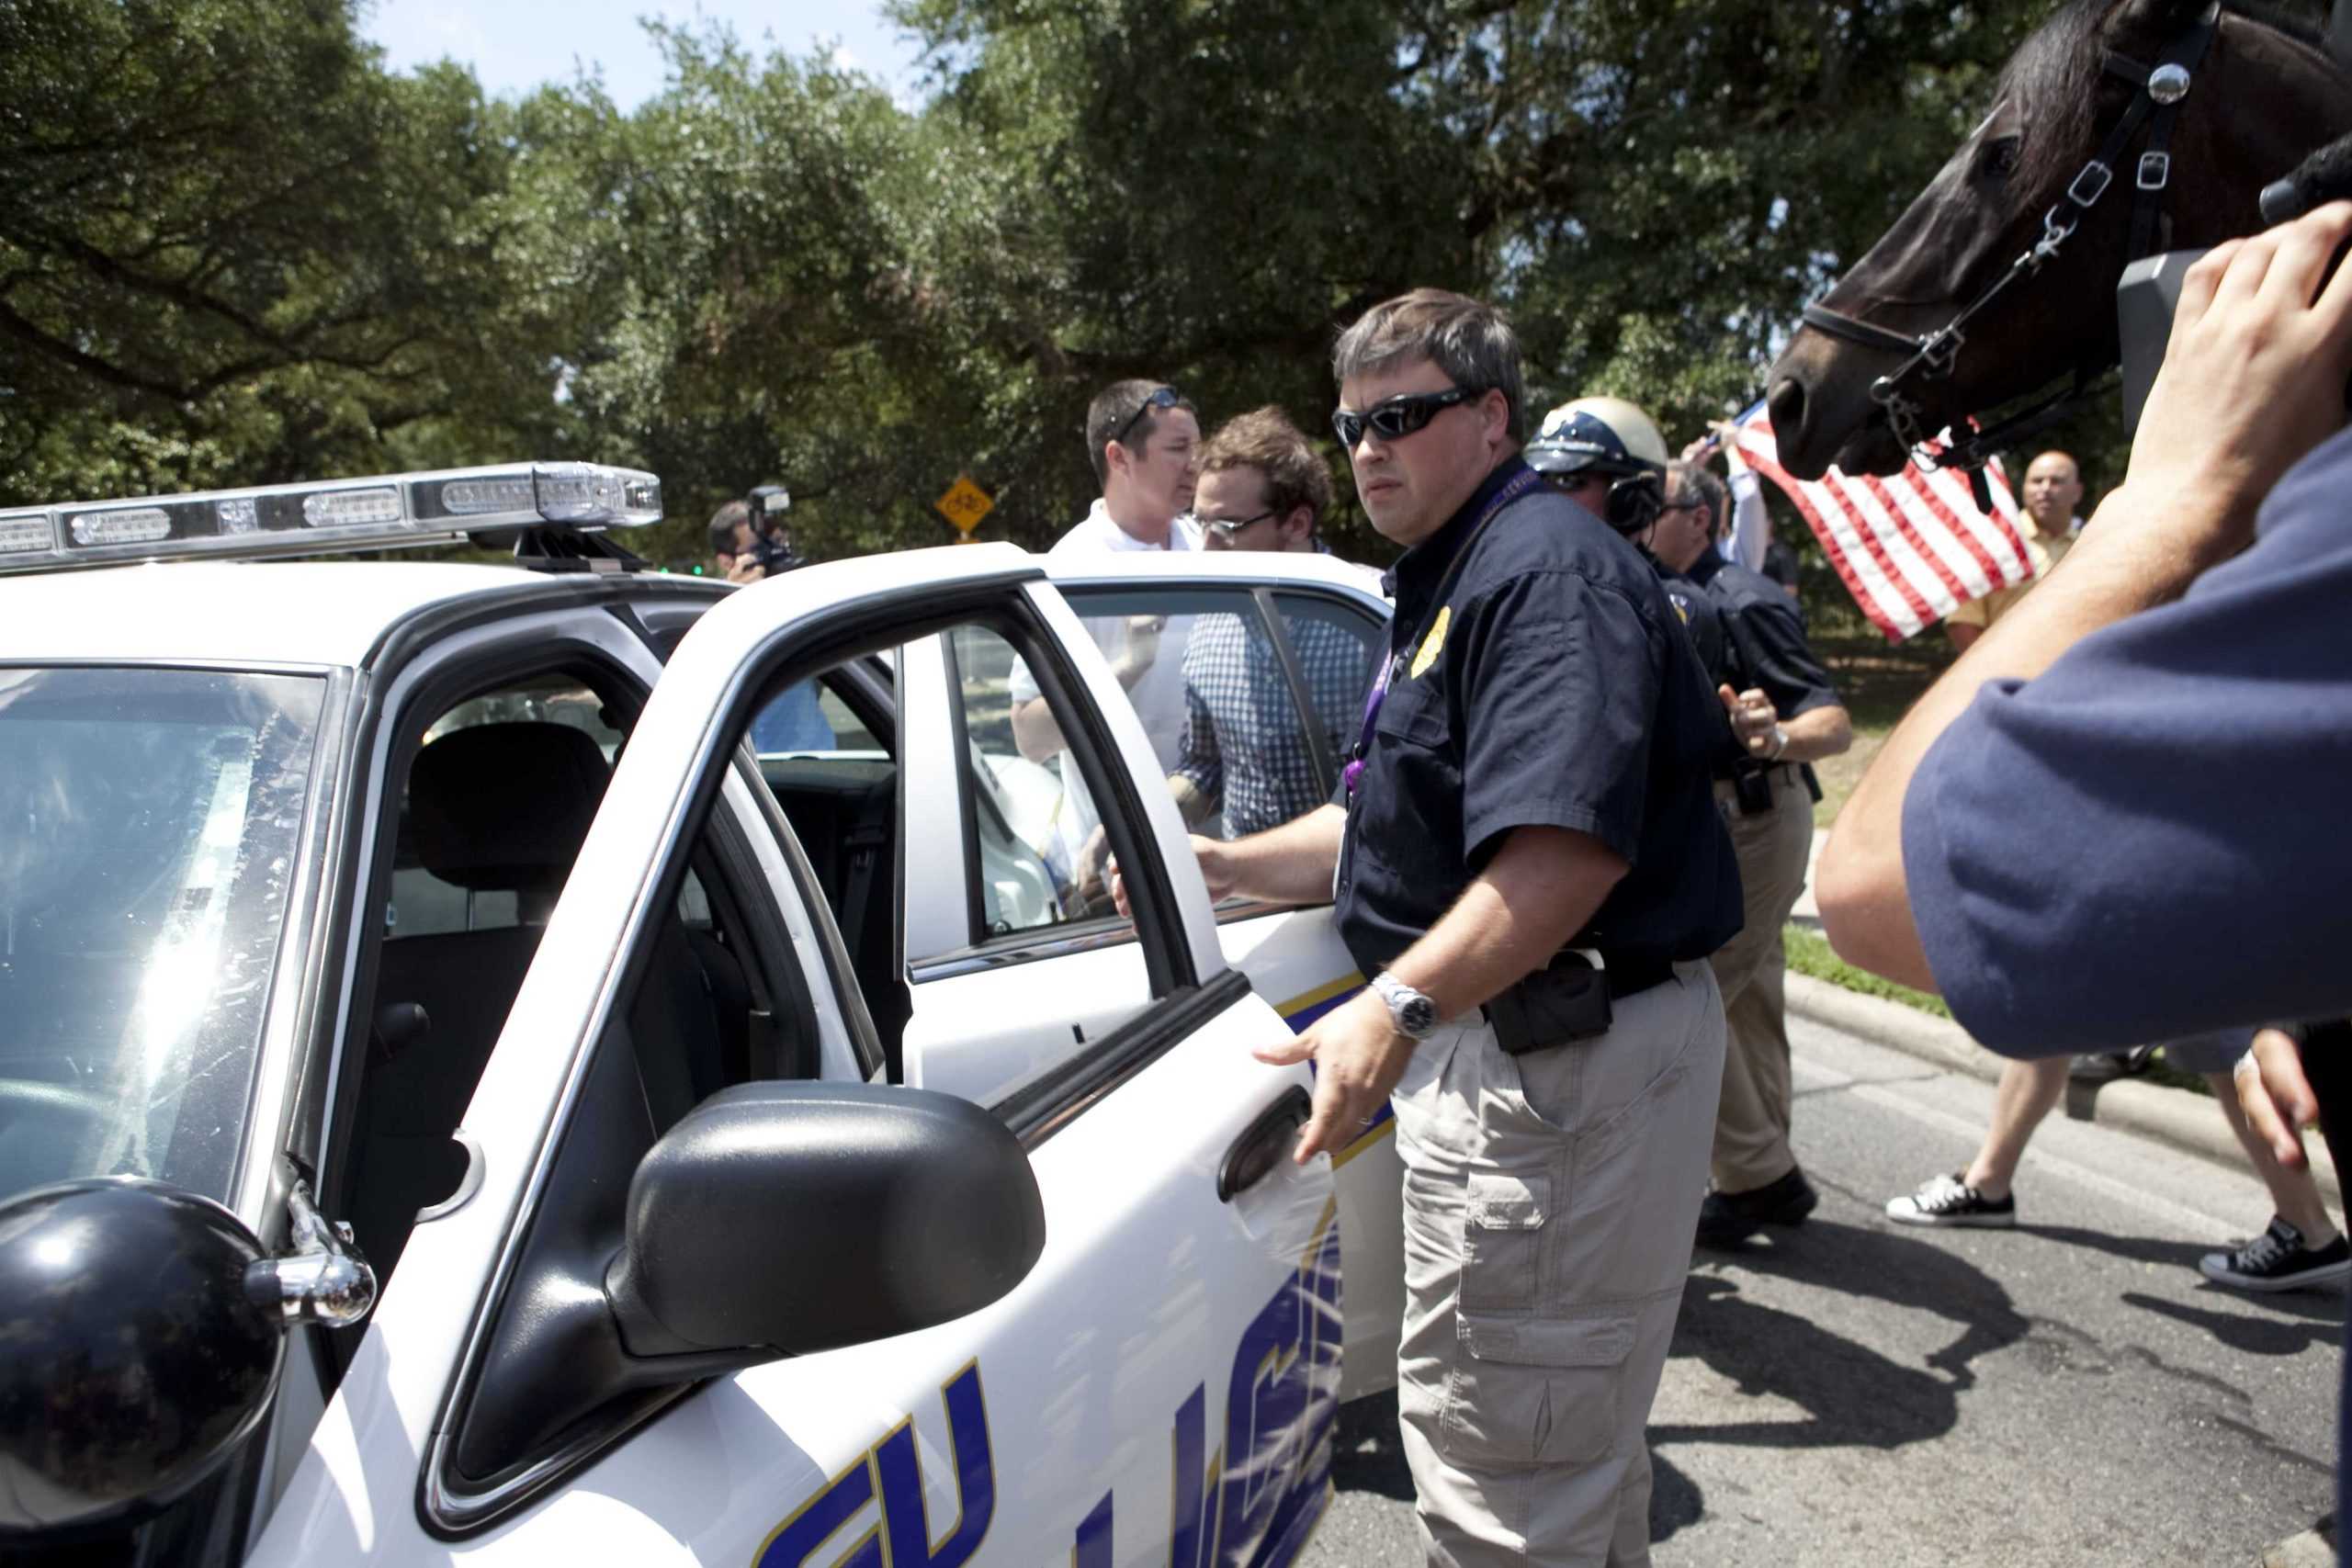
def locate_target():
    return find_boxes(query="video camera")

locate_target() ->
[739,483,804,575]
[2120,133,2352,433]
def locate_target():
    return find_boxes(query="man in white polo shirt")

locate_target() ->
[1011,379,1203,899]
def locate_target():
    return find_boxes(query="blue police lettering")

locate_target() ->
[754,1362,992,1568]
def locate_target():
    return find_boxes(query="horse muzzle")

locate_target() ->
[1766,330,1920,480]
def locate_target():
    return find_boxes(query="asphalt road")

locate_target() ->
[1300,1012,2341,1567]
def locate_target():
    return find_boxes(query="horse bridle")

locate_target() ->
[1799,3,2222,502]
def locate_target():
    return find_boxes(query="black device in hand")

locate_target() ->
[743,531,802,574]
[741,483,803,574]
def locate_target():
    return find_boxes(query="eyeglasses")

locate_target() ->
[1200,508,1280,541]
[1330,387,1477,450]
[1112,386,1190,446]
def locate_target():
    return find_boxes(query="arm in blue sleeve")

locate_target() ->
[1904,460,2352,1054]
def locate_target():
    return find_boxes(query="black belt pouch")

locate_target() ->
[1487,953,1613,1055]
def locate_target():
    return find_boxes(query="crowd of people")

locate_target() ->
[720,204,2352,1564]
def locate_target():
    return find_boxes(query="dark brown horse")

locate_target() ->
[1769,0,2352,481]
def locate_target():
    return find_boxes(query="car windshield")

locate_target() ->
[0,667,325,1207]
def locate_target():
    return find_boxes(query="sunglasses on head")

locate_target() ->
[1331,387,1478,450]
[1113,386,1191,446]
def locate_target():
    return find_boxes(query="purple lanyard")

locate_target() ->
[1342,468,1543,802]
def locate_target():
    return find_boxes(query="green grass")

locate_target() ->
[1782,923,1951,1019]
[1782,922,2213,1097]
[1805,627,1952,829]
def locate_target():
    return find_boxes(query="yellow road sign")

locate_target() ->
[934,476,994,534]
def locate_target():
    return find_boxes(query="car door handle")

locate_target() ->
[1217,1087,1313,1202]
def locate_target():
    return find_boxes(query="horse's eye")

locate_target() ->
[1980,137,2022,179]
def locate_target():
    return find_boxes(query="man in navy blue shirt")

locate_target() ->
[1161,289,1739,1565]
[1818,202,2352,1525]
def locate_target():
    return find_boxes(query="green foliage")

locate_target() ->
[0,0,591,502]
[1783,922,1951,1019]
[1,0,2076,572]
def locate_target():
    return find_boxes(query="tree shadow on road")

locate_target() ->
[1327,1387,1709,1547]
[2013,1222,2228,1274]
[2120,1290,2345,1357]
[1330,1389,1414,1502]
[1648,1450,1704,1545]
[1657,1219,2030,1452]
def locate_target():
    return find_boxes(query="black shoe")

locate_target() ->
[1885,1172,2015,1227]
[2199,1217,2352,1293]
[1695,1167,1819,1247]
[2068,1046,2155,1083]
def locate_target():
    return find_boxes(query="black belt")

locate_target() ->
[1711,761,1801,784]
[1600,953,1677,1000]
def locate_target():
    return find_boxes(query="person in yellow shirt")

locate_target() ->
[1941,450,2086,651]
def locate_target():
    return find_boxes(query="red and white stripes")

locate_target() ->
[1730,404,2036,641]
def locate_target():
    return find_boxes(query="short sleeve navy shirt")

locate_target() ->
[1684,551,1842,722]
[1332,457,1742,976]
[1652,558,1747,775]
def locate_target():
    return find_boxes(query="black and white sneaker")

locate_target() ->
[1885,1173,2016,1228]
[2199,1217,2352,1293]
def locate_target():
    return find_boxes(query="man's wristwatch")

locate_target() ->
[1371,971,1440,1042]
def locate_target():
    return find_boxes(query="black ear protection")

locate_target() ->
[1605,469,1664,536]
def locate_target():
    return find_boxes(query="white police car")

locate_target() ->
[0,462,1399,1565]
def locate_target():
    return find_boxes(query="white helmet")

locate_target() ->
[1526,396,1670,478]
[1525,396,1669,533]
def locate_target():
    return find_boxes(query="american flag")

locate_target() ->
[1727,401,2038,642]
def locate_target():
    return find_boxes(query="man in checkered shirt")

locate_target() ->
[1170,408,1385,839]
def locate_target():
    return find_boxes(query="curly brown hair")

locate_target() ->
[1199,406,1333,524]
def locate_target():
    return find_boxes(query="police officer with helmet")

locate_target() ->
[1525,397,1738,703]
[1651,457,1853,1246]
[1142,290,1741,1562]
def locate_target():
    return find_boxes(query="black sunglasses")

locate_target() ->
[1331,387,1477,450]
[1112,386,1191,446]
[1201,507,1280,540]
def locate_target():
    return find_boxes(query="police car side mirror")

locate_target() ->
[0,1179,288,1540]
[604,1081,1046,1359]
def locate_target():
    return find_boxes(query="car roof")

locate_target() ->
[1039,547,1391,604]
[0,559,628,668]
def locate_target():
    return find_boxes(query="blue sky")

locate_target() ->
[359,1,930,108]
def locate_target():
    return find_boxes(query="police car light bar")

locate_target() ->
[0,461,662,576]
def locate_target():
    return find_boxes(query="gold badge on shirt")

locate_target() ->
[1411,605,1451,679]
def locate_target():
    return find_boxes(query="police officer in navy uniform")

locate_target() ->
[1651,458,1853,1246]
[1523,397,1739,712]
[1143,290,1741,1564]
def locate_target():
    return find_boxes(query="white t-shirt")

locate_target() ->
[1010,501,1201,881]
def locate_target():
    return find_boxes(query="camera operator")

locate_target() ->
[708,486,802,585]
[1815,202,2352,1519]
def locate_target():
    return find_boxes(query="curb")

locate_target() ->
[1787,972,2343,1209]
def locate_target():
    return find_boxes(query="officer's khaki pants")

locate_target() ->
[1390,964,1726,1566]
[1705,771,1815,1193]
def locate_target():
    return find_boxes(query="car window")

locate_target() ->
[389,674,628,939]
[341,662,805,1295]
[745,679,835,755]
[1269,587,1385,802]
[952,625,1080,938]
[0,667,324,1207]
[1064,582,1378,849]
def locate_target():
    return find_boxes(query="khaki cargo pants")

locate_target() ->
[1705,769,1815,1192]
[1390,962,1725,1566]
